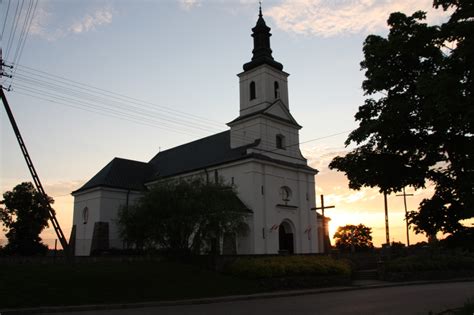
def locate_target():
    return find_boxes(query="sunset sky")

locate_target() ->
[0,0,459,248]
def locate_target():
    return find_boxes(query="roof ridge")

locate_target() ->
[148,130,229,162]
[112,157,147,164]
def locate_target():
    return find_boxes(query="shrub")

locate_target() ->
[225,255,351,279]
[441,228,474,252]
[385,253,474,273]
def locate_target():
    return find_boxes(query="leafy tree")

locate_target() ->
[333,224,374,252]
[0,182,51,255]
[118,178,249,255]
[329,0,473,238]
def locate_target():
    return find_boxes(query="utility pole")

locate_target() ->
[384,192,390,246]
[1,52,69,252]
[396,187,414,246]
[312,194,335,253]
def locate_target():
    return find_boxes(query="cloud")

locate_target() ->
[29,7,65,41]
[29,5,114,41]
[266,0,452,37]
[178,0,202,11]
[68,7,114,34]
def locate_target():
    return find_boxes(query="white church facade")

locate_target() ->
[71,10,322,256]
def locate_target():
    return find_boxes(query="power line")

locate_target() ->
[4,61,300,147]
[12,74,220,133]
[11,0,32,66]
[12,87,203,137]
[5,0,22,60]
[11,0,37,78]
[0,0,11,41]
[11,62,225,128]
[7,65,278,147]
[4,61,352,152]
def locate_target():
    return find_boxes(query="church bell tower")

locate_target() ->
[228,6,306,165]
[238,6,290,117]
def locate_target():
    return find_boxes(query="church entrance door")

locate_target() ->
[278,221,294,254]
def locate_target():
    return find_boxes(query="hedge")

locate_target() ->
[225,255,351,279]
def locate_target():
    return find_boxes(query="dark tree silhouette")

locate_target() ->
[329,0,473,238]
[118,178,249,255]
[333,224,374,252]
[0,182,51,255]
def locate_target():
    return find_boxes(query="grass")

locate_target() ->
[0,259,261,309]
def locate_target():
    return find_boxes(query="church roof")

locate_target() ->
[147,131,257,180]
[228,100,302,128]
[74,130,316,194]
[73,158,153,194]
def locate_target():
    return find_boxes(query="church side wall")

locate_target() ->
[72,188,142,256]
[99,189,142,249]
[72,190,102,256]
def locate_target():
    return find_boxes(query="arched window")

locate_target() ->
[82,207,89,224]
[250,81,256,100]
[276,134,285,149]
[274,81,280,99]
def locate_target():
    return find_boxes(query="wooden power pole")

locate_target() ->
[1,54,69,252]
[312,194,335,253]
[384,192,390,245]
[396,187,414,246]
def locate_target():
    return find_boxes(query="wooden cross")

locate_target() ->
[396,187,414,246]
[312,194,335,253]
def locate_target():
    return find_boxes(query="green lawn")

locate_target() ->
[0,260,261,309]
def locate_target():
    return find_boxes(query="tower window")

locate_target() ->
[82,207,89,224]
[250,81,256,100]
[274,81,280,99]
[276,134,285,149]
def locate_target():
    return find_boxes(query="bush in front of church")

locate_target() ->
[225,255,351,279]
[117,177,249,256]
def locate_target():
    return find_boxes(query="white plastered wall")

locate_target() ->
[72,188,142,256]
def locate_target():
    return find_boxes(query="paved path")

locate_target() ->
[41,281,474,315]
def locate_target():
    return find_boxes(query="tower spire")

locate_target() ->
[243,4,283,71]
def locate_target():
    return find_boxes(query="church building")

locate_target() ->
[71,9,321,256]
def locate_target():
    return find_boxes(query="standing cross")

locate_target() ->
[312,194,335,253]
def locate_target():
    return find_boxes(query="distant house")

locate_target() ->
[71,9,321,256]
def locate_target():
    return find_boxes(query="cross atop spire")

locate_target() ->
[242,4,283,72]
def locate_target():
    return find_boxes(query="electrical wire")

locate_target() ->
[0,0,11,41]
[11,0,37,80]
[5,62,295,146]
[4,61,352,152]
[5,0,22,60]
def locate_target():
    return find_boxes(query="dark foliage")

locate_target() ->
[0,182,51,255]
[118,178,249,255]
[333,224,374,252]
[329,0,473,237]
[441,228,474,251]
